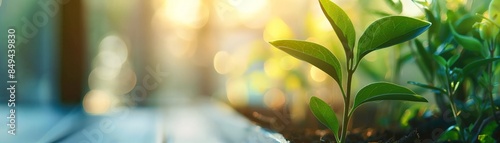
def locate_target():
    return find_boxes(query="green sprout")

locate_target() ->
[407,0,500,142]
[269,0,431,142]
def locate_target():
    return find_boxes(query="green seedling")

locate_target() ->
[408,0,500,141]
[269,0,430,142]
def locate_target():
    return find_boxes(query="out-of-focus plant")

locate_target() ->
[363,0,420,130]
[269,0,430,142]
[408,0,500,142]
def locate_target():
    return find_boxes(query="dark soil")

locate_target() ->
[235,107,424,143]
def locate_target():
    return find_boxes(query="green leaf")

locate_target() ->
[309,96,339,142]
[490,0,500,39]
[478,17,497,41]
[370,10,392,17]
[478,134,495,143]
[463,58,500,75]
[352,82,428,112]
[447,54,460,66]
[450,68,464,82]
[358,16,431,60]
[412,0,430,8]
[479,121,498,143]
[448,21,483,52]
[400,104,423,127]
[407,81,446,94]
[490,0,500,25]
[412,39,435,82]
[424,9,439,36]
[454,14,482,34]
[319,0,356,56]
[437,126,460,142]
[270,40,343,86]
[471,0,492,14]
[385,0,403,14]
[433,55,447,67]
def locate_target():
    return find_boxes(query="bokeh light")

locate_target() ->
[264,58,286,78]
[248,71,270,94]
[263,88,286,109]
[86,34,133,115]
[226,77,248,107]
[263,18,294,42]
[214,51,232,74]
[83,90,115,115]
[237,0,270,28]
[98,35,128,68]
[310,66,327,82]
[162,0,209,29]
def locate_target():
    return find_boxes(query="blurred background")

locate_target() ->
[0,0,436,142]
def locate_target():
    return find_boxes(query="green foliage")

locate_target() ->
[269,40,343,86]
[407,81,446,94]
[438,126,461,142]
[433,55,447,67]
[463,58,500,75]
[479,121,498,143]
[478,134,495,143]
[368,0,403,17]
[269,0,430,142]
[351,82,427,113]
[408,0,500,141]
[358,16,431,60]
[384,0,402,14]
[318,0,356,56]
[309,96,340,142]
[490,0,500,31]
[449,21,483,52]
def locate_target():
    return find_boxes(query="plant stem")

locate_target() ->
[446,84,460,127]
[340,69,354,142]
[472,111,500,142]
[487,40,500,124]
[444,66,458,118]
[444,66,465,141]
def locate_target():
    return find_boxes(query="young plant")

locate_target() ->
[408,0,500,141]
[269,0,430,142]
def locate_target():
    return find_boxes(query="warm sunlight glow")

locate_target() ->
[114,64,137,95]
[83,90,115,115]
[285,75,302,91]
[226,78,248,107]
[249,71,270,94]
[98,35,128,68]
[235,0,269,28]
[163,0,208,29]
[279,56,300,70]
[263,88,286,109]
[263,18,294,42]
[164,36,197,59]
[214,51,232,74]
[227,49,249,77]
[233,0,267,19]
[264,58,286,78]
[401,0,425,17]
[89,67,121,82]
[364,51,378,62]
[310,66,327,82]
